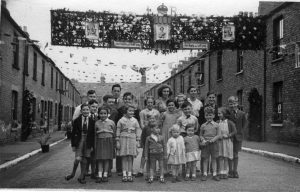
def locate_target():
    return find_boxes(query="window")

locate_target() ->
[11,91,18,120]
[173,78,176,94]
[33,53,37,81]
[273,81,283,123]
[272,16,284,60]
[12,33,19,69]
[217,51,223,80]
[217,94,222,107]
[56,72,58,91]
[24,45,29,75]
[32,97,36,121]
[42,60,45,86]
[49,101,53,119]
[55,103,58,124]
[237,50,244,72]
[196,59,205,85]
[296,43,300,68]
[51,67,54,88]
[188,70,192,87]
[180,75,185,93]
[41,100,44,118]
[237,89,243,110]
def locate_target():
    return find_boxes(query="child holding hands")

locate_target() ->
[184,126,200,181]
[199,106,221,181]
[217,107,237,179]
[116,104,141,182]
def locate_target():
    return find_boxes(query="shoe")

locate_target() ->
[136,172,144,177]
[176,177,181,182]
[201,175,207,181]
[233,172,239,178]
[77,178,86,184]
[95,177,102,183]
[122,176,127,182]
[160,177,165,183]
[164,172,172,177]
[127,176,133,182]
[85,172,91,177]
[65,175,74,181]
[191,176,196,181]
[223,174,228,179]
[228,171,234,178]
[184,176,189,181]
[108,172,112,177]
[172,177,177,183]
[102,177,108,182]
[148,178,153,184]
[145,176,149,181]
[213,175,220,181]
[118,172,123,176]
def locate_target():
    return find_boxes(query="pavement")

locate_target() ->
[0,131,299,172]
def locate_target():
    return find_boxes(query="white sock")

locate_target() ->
[103,172,108,177]
[203,172,207,176]
[128,172,132,177]
[98,172,103,178]
[123,171,127,176]
[213,172,217,176]
[192,174,196,177]
[186,174,190,178]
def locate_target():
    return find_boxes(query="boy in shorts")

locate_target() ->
[199,106,221,181]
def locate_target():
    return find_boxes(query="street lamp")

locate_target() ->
[57,89,68,131]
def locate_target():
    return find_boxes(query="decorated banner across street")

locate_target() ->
[50,4,266,53]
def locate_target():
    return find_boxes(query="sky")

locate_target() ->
[5,0,282,83]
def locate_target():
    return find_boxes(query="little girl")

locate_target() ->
[167,124,186,183]
[217,107,237,179]
[87,107,115,183]
[139,96,160,130]
[184,126,200,181]
[116,104,141,182]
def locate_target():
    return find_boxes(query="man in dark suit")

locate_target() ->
[227,96,247,178]
[65,103,95,184]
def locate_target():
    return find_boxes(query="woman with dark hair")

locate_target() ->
[155,84,173,113]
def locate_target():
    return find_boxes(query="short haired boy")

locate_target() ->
[199,107,221,181]
[227,96,247,178]
[177,101,199,137]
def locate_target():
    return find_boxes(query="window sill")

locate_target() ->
[235,70,244,76]
[216,78,223,82]
[271,123,283,128]
[271,57,284,64]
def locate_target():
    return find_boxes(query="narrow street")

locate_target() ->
[0,140,299,191]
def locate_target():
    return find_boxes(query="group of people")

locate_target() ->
[65,84,247,185]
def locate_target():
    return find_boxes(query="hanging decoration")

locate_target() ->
[51,8,266,53]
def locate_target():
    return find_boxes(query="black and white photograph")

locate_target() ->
[0,0,300,191]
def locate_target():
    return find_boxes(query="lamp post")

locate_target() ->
[57,89,68,131]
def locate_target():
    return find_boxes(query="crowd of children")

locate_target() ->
[65,84,247,184]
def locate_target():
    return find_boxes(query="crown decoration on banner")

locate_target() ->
[51,6,266,54]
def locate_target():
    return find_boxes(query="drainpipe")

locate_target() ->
[263,48,267,141]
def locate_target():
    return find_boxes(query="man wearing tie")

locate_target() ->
[111,84,123,108]
[227,96,247,179]
[73,90,97,121]
[65,103,95,184]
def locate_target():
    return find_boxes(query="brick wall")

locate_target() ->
[265,3,300,142]
[0,7,81,144]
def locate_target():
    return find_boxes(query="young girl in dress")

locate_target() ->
[87,107,115,183]
[217,107,237,179]
[167,124,186,183]
[116,104,141,182]
[184,126,200,181]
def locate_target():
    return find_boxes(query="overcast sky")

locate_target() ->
[5,0,286,83]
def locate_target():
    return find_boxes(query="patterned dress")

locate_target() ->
[160,110,182,144]
[167,135,186,165]
[139,108,160,129]
[116,116,141,157]
[218,119,233,159]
